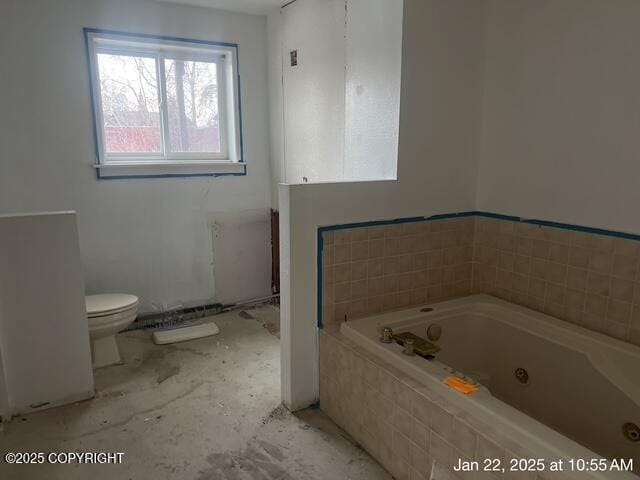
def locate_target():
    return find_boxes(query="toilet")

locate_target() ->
[86,294,139,368]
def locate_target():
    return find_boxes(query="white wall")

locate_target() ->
[280,0,347,184]
[267,9,286,208]
[269,0,403,191]
[210,209,272,305]
[0,213,94,416]
[477,0,640,234]
[280,0,487,410]
[0,0,273,312]
[344,0,403,181]
[0,298,9,421]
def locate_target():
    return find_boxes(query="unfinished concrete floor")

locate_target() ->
[0,305,391,480]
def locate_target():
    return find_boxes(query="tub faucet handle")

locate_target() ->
[380,327,394,344]
[402,339,416,356]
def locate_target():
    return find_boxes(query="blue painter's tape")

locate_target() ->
[470,211,522,222]
[83,27,239,48]
[473,211,640,241]
[96,170,247,181]
[316,212,472,329]
[83,29,102,174]
[317,229,324,329]
[315,210,640,329]
[319,216,425,234]
[317,211,484,235]
[427,213,471,221]
[523,219,640,241]
[236,44,245,164]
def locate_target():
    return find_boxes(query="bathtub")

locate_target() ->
[340,294,639,479]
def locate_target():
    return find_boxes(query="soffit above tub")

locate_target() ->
[155,0,285,15]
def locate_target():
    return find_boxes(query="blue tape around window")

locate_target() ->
[83,28,102,171]
[316,210,640,329]
[236,45,245,164]
[82,27,239,49]
[96,169,247,181]
[83,27,246,180]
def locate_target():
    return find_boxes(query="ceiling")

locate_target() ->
[156,0,286,15]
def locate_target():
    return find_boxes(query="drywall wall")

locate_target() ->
[0,0,272,311]
[270,0,403,189]
[210,209,272,305]
[280,0,347,184]
[343,0,403,181]
[0,213,94,416]
[266,9,285,208]
[280,0,487,410]
[0,302,9,421]
[477,0,640,234]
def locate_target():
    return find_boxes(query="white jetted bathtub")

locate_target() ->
[341,294,640,479]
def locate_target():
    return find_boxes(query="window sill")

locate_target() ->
[94,161,246,179]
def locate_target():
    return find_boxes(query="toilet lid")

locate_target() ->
[86,294,139,318]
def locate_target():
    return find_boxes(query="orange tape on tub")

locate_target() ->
[443,376,479,395]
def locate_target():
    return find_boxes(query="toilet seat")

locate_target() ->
[86,294,139,318]
[86,294,140,368]
[88,306,138,329]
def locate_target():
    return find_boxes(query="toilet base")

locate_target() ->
[91,335,121,368]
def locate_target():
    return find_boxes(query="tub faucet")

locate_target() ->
[402,339,416,356]
[380,327,394,344]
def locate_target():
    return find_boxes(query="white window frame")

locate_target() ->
[85,29,245,178]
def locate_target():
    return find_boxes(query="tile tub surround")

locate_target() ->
[320,329,549,480]
[321,217,475,326]
[319,213,640,347]
[472,216,640,347]
[317,216,640,479]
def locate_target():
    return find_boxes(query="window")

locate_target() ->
[85,29,244,178]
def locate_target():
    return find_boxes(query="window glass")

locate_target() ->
[97,53,162,154]
[164,59,221,154]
